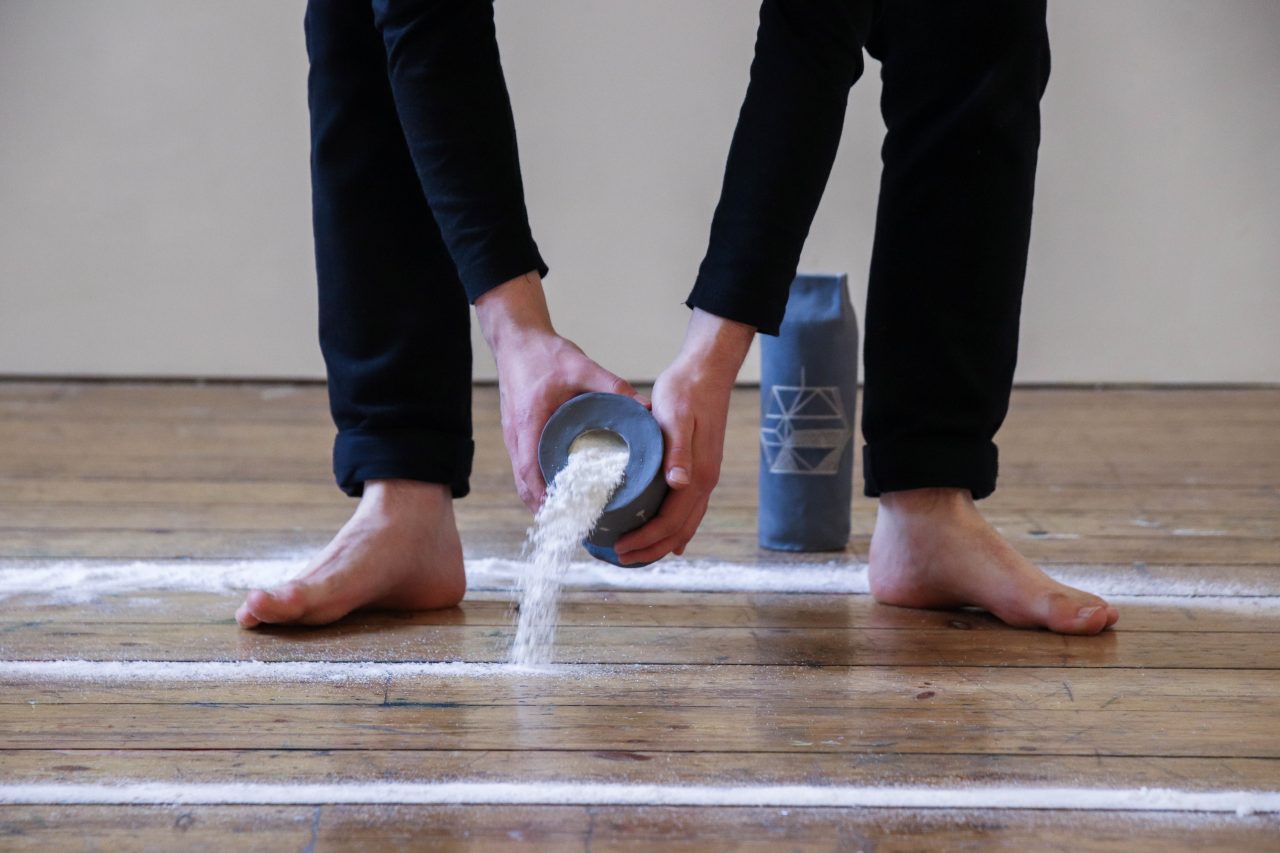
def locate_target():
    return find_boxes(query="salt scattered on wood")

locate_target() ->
[0,659,616,683]
[0,559,303,602]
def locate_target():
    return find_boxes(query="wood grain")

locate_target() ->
[3,622,1278,668]
[4,750,1279,790]
[4,666,1279,714]
[3,806,1275,853]
[4,702,1279,756]
[2,381,1278,850]
[4,590,1275,633]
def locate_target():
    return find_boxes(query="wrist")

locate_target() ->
[676,308,755,377]
[476,271,556,354]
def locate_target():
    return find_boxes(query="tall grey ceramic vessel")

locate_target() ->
[759,273,858,551]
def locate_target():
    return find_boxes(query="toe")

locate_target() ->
[234,601,261,629]
[1070,604,1111,635]
[1042,592,1113,635]
[241,585,309,625]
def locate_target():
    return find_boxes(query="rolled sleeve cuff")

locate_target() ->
[686,261,795,336]
[456,233,549,305]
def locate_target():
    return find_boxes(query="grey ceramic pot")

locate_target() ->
[537,392,668,567]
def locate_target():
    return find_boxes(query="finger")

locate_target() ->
[583,366,643,404]
[613,512,685,559]
[500,414,533,509]
[632,492,710,563]
[618,531,685,566]
[613,488,698,556]
[654,404,694,491]
[570,354,641,402]
[513,462,537,511]
[611,375,642,401]
[517,441,547,511]
[517,469,541,511]
[514,408,550,511]
[673,494,711,556]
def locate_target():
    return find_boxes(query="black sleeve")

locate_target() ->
[373,0,548,303]
[686,0,873,335]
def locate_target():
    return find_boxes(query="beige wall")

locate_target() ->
[1,0,1277,383]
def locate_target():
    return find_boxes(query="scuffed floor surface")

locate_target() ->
[1,382,1278,850]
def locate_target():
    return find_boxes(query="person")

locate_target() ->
[237,0,1119,635]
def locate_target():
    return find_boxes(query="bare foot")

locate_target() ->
[236,479,466,628]
[868,487,1119,635]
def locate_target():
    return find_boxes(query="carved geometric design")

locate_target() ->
[761,369,850,476]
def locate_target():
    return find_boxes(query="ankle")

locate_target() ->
[359,479,452,518]
[878,487,973,516]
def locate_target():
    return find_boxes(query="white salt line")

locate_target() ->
[1,558,1277,601]
[0,660,600,682]
[1105,594,1280,613]
[0,782,1274,815]
[471,557,869,594]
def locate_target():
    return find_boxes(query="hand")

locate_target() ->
[477,272,646,510]
[494,332,643,511]
[613,309,754,565]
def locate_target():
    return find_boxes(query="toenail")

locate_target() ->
[1076,605,1101,619]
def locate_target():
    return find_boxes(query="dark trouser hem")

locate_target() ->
[863,439,998,501]
[334,428,474,500]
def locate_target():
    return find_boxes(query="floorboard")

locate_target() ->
[1,381,1277,850]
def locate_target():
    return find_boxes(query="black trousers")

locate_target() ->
[687,1,1051,500]
[861,3,1049,500]
[306,0,545,499]
[307,0,1048,503]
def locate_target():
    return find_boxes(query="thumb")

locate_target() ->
[659,406,694,490]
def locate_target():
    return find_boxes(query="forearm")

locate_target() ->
[373,0,547,302]
[687,0,873,335]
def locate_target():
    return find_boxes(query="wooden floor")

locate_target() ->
[1,381,1278,850]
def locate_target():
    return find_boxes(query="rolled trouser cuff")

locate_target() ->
[863,437,998,500]
[334,428,474,499]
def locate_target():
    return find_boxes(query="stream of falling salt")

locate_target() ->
[509,432,629,666]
